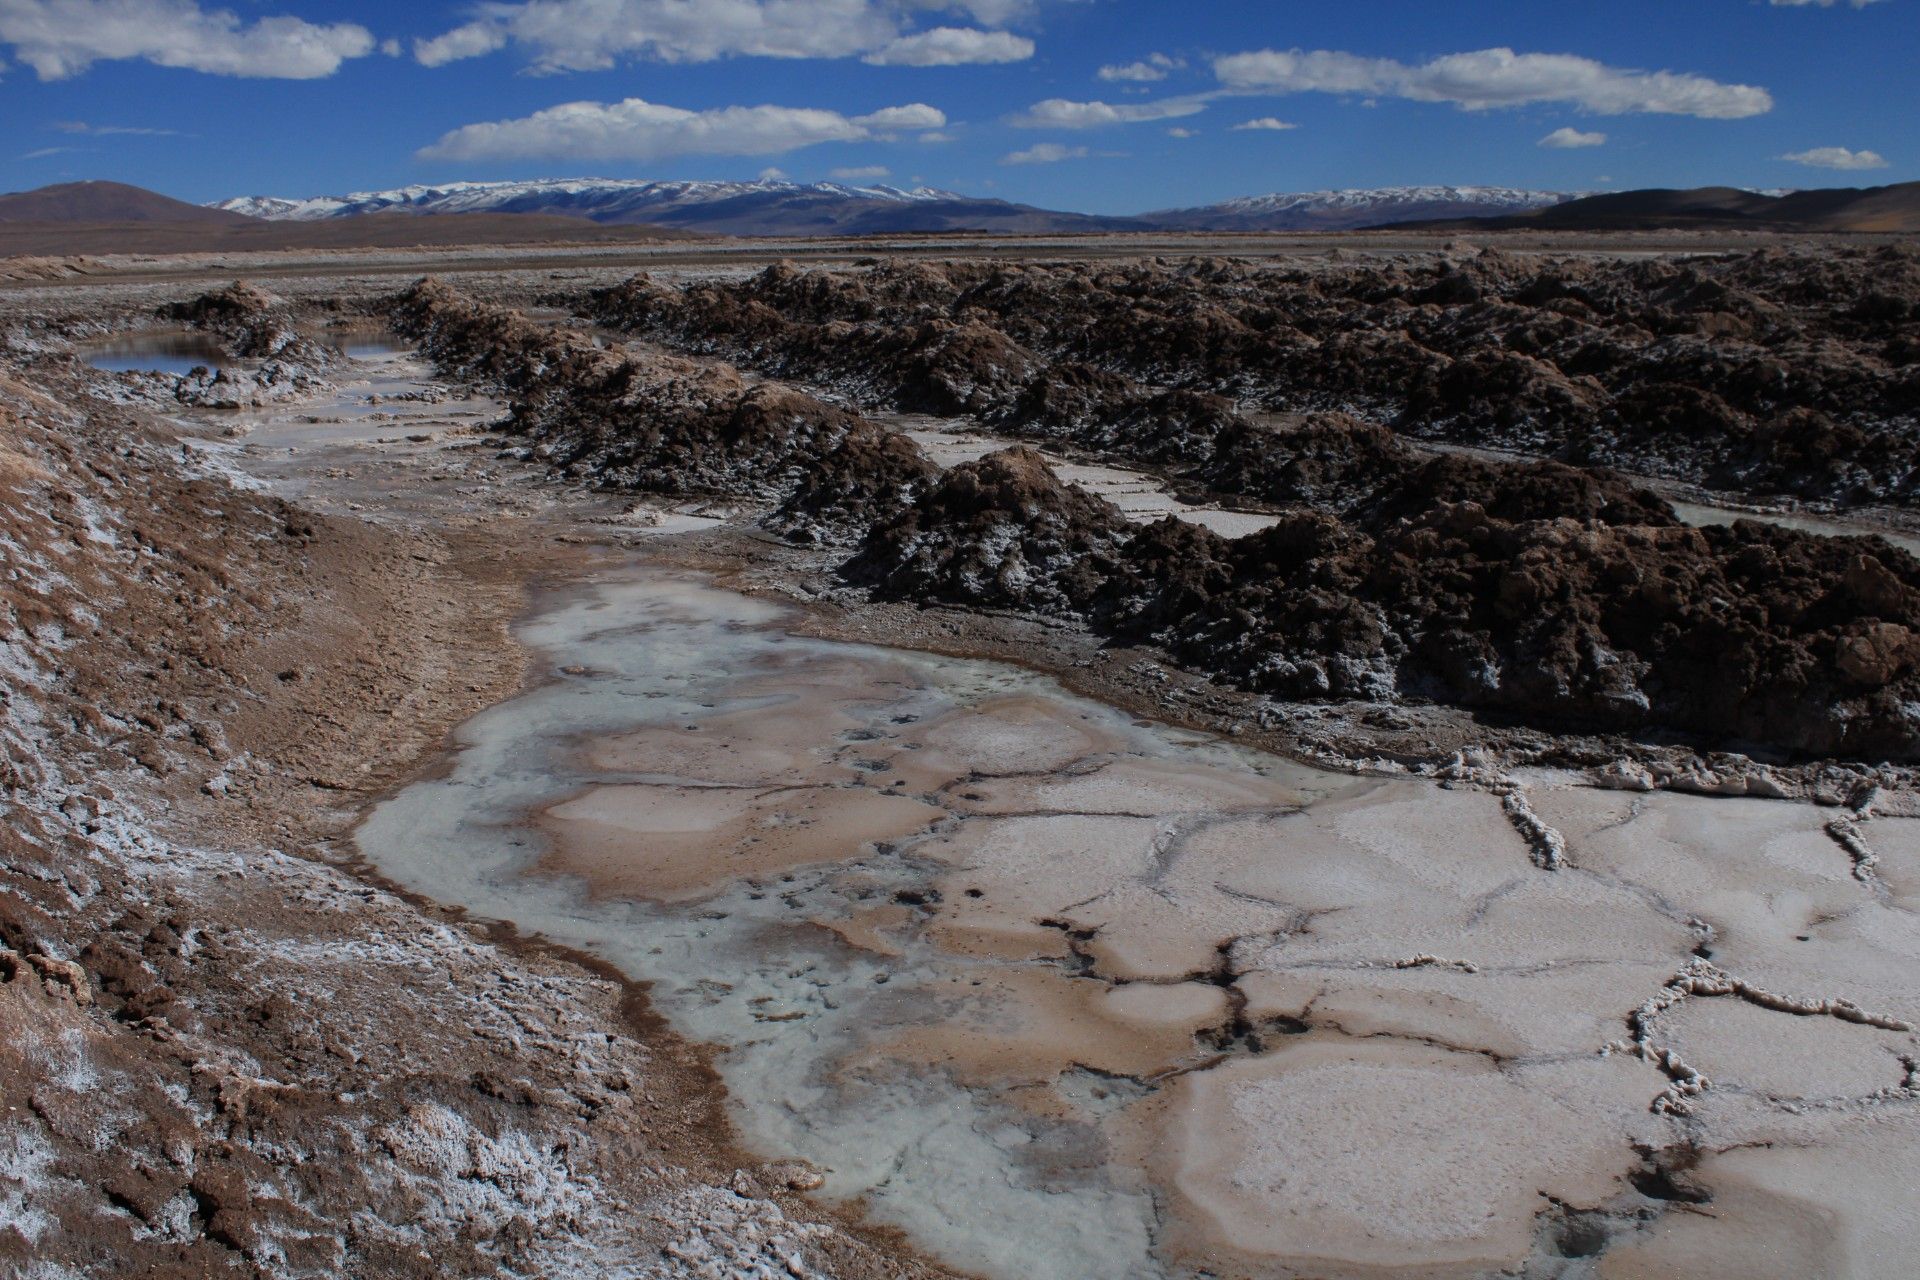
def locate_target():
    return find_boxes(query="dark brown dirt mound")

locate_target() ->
[389,278,935,515]
[851,463,1920,756]
[410,275,1920,760]
[848,446,1129,613]
[586,247,1920,509]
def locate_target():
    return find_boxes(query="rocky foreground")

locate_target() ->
[582,246,1920,507]
[392,260,1920,762]
[0,282,941,1277]
[5,245,1918,1275]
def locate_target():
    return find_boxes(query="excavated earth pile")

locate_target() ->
[9,247,1920,1280]
[389,278,936,539]
[583,247,1920,508]
[401,279,1920,761]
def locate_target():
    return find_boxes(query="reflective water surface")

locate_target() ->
[83,330,236,375]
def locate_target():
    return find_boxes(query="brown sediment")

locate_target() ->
[536,782,944,902]
[0,302,959,1279]
[871,967,1232,1087]
[12,254,1920,1280]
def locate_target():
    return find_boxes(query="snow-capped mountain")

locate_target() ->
[1143,186,1575,232]
[211,178,1586,237]
[215,178,962,221]
[211,177,1140,237]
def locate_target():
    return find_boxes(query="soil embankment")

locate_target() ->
[394,266,1920,762]
[8,243,1920,1278]
[0,283,948,1278]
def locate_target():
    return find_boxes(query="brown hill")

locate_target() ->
[0,210,710,257]
[0,180,257,225]
[1391,182,1920,233]
[0,181,707,254]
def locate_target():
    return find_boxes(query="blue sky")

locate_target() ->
[0,0,1910,212]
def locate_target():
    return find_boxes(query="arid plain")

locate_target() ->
[6,229,1920,1279]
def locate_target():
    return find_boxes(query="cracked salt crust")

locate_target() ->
[358,565,1920,1277]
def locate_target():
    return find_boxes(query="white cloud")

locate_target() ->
[414,21,507,67]
[419,97,949,164]
[379,38,401,57]
[759,166,788,180]
[1231,117,1297,132]
[864,26,1031,65]
[1165,126,1197,138]
[1539,126,1606,148]
[1011,95,1208,128]
[830,164,892,179]
[1217,49,1399,96]
[1780,146,1888,170]
[856,102,947,131]
[1001,141,1087,164]
[413,0,1038,73]
[52,119,178,136]
[0,0,375,79]
[1099,52,1181,82]
[430,0,889,70]
[1770,0,1885,7]
[1214,46,1772,119]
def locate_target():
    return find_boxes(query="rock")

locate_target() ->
[27,953,91,1005]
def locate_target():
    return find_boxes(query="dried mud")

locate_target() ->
[0,298,949,1279]
[7,242,1920,1279]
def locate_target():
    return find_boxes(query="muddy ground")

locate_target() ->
[2,234,1917,1278]
[0,268,957,1278]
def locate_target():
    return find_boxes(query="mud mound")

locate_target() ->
[391,278,937,506]
[1138,512,1920,758]
[587,246,1920,509]
[146,281,336,406]
[425,275,1920,760]
[771,428,940,546]
[848,446,1129,614]
[161,280,279,329]
[856,476,1920,755]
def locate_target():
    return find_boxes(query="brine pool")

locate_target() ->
[353,565,1920,1279]
[83,327,407,376]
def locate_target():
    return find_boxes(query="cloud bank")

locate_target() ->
[412,0,1033,72]
[1213,46,1772,119]
[1779,146,1888,170]
[419,97,948,163]
[1098,52,1181,83]
[864,26,1031,65]
[1000,141,1086,164]
[1011,96,1208,128]
[0,0,374,79]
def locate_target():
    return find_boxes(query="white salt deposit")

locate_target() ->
[357,567,1920,1279]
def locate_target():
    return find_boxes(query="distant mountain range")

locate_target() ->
[0,180,703,255]
[208,177,1590,237]
[213,178,1141,237]
[3,177,1915,254]
[1395,182,1920,234]
[1142,186,1574,232]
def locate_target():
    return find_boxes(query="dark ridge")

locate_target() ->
[1386,181,1920,233]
